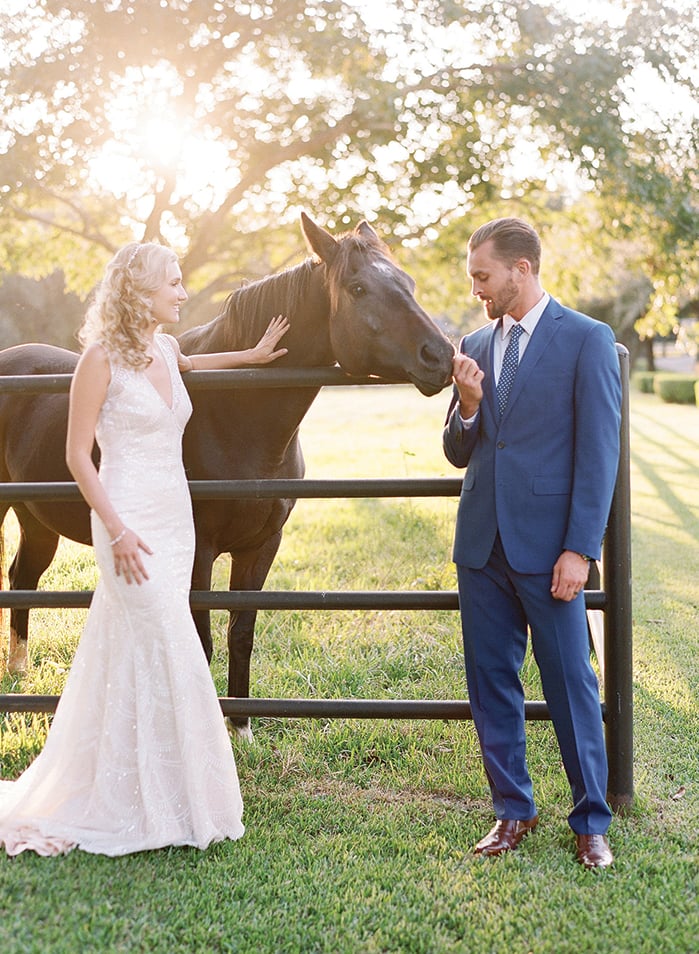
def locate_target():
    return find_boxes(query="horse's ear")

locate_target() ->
[356,220,379,241]
[301,212,339,265]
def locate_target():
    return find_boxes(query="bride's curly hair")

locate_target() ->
[79,242,179,369]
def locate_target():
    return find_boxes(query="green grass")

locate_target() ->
[1,385,698,953]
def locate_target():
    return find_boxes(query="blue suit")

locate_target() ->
[443,298,621,833]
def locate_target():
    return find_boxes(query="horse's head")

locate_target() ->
[301,213,454,396]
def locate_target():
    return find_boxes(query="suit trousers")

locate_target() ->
[457,534,612,834]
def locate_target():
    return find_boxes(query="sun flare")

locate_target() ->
[87,64,236,212]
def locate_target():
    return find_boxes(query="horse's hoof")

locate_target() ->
[227,718,254,743]
[8,654,28,675]
[7,638,28,674]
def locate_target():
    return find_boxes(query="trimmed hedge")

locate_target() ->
[633,371,656,393]
[653,373,697,405]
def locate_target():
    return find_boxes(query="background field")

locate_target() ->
[1,384,697,954]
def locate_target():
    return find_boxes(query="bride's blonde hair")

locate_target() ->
[79,242,179,369]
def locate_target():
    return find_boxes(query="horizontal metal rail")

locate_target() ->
[0,694,606,722]
[0,588,607,611]
[0,367,402,394]
[0,477,463,503]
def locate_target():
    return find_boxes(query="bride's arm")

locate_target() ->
[175,315,290,372]
[66,345,120,534]
[66,345,152,584]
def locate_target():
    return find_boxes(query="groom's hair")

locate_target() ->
[469,218,541,275]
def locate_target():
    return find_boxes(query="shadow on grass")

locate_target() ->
[629,412,699,539]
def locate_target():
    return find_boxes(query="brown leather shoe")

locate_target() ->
[575,834,614,869]
[474,816,539,856]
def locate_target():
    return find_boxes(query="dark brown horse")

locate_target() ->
[0,213,454,734]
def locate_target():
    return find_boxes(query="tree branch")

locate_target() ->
[182,113,359,275]
[6,203,115,254]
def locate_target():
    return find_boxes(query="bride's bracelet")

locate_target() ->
[109,528,127,547]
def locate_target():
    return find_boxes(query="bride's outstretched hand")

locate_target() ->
[250,315,290,364]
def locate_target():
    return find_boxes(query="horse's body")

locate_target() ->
[0,214,454,733]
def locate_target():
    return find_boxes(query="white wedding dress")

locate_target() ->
[0,334,244,856]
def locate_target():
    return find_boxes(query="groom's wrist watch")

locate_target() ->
[576,553,593,562]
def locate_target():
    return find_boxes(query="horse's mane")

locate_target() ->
[218,228,393,348]
[219,259,317,349]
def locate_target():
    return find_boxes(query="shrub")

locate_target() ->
[633,371,656,393]
[653,373,697,405]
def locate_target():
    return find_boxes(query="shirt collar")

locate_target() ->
[501,292,550,339]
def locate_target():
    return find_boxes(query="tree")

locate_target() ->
[1,0,697,332]
[0,270,85,348]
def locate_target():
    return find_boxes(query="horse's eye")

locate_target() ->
[349,283,365,298]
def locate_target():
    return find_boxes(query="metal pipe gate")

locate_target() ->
[0,350,633,808]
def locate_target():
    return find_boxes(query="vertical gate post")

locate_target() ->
[604,345,634,810]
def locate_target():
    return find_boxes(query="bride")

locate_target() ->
[0,241,289,856]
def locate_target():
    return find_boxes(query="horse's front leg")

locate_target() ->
[6,507,60,674]
[191,544,216,663]
[227,531,283,741]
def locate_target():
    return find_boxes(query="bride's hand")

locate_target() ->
[112,528,153,585]
[249,315,290,364]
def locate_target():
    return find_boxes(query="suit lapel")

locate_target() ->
[447,322,499,423]
[471,321,498,421]
[500,299,563,422]
[476,322,499,421]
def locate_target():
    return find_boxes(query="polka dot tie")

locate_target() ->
[496,322,524,417]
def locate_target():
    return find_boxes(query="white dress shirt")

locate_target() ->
[460,292,550,426]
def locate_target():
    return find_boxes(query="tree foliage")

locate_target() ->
[0,0,697,336]
[0,270,84,348]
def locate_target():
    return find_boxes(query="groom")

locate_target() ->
[443,217,621,868]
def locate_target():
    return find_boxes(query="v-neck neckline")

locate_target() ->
[144,335,174,411]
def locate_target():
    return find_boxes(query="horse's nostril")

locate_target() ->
[420,342,446,368]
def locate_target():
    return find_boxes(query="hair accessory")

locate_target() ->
[126,245,141,269]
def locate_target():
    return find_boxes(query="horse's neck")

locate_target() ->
[179,264,334,366]
[177,313,228,355]
[180,264,333,471]
[283,265,334,366]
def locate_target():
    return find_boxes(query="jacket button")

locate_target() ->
[497,441,505,449]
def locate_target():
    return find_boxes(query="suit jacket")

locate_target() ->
[443,297,621,574]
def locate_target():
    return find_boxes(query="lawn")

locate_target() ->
[0,383,697,954]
